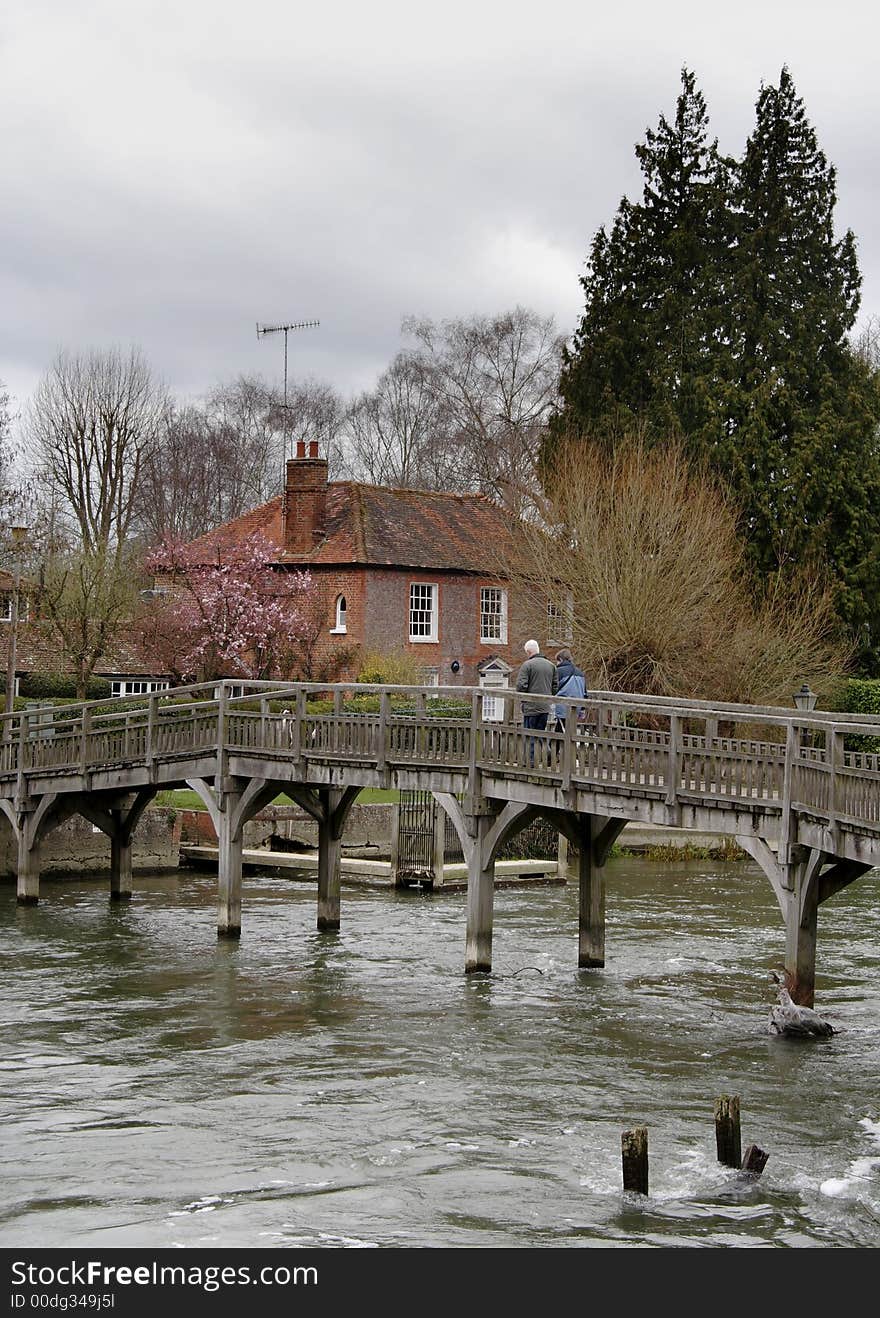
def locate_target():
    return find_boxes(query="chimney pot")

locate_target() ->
[296,439,306,459]
[308,439,319,458]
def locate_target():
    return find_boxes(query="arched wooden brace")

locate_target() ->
[73,789,157,900]
[737,836,873,1006]
[186,776,286,938]
[185,778,361,937]
[433,793,625,975]
[541,809,626,968]
[1,793,70,904]
[432,794,530,972]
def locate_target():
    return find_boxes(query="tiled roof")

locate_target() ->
[184,482,517,574]
[0,626,169,678]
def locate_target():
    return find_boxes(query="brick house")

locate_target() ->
[180,440,537,702]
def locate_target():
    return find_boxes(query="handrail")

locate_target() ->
[5,675,880,732]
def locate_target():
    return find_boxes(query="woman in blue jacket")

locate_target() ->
[552,648,587,728]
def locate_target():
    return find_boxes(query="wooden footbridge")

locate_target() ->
[3,680,880,1006]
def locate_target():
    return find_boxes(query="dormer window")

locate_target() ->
[330,594,347,634]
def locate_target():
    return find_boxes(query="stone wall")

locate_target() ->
[0,807,181,877]
[179,802,394,856]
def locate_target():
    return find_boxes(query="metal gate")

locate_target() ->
[394,790,437,882]
[395,791,561,884]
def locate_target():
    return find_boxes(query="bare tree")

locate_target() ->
[206,373,348,511]
[503,437,848,705]
[25,347,166,692]
[342,351,464,489]
[34,545,141,699]
[28,347,166,554]
[271,377,347,479]
[402,307,565,515]
[853,314,880,371]
[135,403,247,545]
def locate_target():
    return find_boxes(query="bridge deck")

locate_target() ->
[4,679,880,866]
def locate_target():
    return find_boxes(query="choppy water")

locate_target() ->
[1,858,879,1249]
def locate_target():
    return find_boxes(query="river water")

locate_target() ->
[1,856,879,1250]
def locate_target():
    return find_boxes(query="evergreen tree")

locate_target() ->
[551,66,880,671]
[724,68,880,665]
[550,68,732,451]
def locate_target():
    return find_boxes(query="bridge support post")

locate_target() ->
[109,829,133,902]
[465,812,496,972]
[782,852,819,1007]
[311,787,360,933]
[546,812,624,970]
[577,823,606,969]
[217,805,243,938]
[317,811,342,931]
[16,827,41,905]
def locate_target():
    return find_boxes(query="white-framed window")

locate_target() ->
[480,587,508,644]
[330,594,347,634]
[111,679,170,698]
[547,594,573,645]
[211,683,245,700]
[0,594,29,623]
[409,582,438,642]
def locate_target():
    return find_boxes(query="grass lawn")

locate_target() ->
[154,787,399,810]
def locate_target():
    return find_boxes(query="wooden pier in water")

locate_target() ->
[3,678,880,1006]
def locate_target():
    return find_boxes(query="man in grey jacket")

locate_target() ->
[516,639,558,731]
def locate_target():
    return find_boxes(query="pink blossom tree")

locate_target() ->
[139,532,313,683]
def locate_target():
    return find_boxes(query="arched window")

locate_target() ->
[331,594,347,633]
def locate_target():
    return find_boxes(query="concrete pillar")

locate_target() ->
[578,820,606,968]
[109,831,133,901]
[217,807,242,938]
[16,829,40,905]
[317,815,342,931]
[465,814,495,972]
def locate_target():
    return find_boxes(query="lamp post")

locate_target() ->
[793,682,818,753]
[4,525,28,717]
[793,683,817,712]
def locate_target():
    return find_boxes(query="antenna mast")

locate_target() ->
[256,318,320,459]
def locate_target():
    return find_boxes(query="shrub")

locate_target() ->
[356,649,423,687]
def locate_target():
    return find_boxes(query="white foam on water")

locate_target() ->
[819,1117,880,1198]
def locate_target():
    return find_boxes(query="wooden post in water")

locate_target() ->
[621,1126,649,1195]
[741,1144,769,1177]
[216,795,242,938]
[714,1095,742,1168]
[431,800,446,889]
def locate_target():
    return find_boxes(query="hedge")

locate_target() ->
[15,673,112,700]
[834,678,880,753]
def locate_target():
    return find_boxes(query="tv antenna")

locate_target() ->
[256,319,320,453]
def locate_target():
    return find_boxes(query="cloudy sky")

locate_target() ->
[2,0,878,430]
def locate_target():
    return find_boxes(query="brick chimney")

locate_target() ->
[282,440,328,553]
